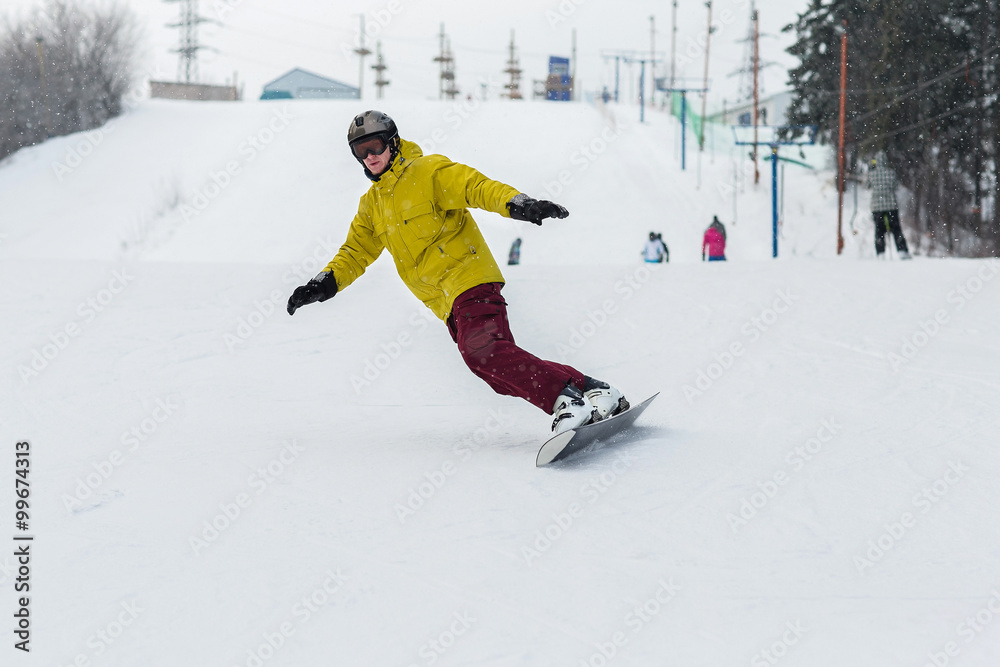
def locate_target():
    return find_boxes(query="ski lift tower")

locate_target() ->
[732,124,818,258]
[658,77,709,171]
[600,50,662,123]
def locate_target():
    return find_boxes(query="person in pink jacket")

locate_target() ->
[702,216,727,261]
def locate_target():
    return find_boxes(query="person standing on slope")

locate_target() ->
[865,152,911,259]
[642,231,666,263]
[286,110,628,434]
[507,237,522,265]
[702,215,727,261]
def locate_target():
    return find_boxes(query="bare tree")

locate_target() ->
[0,0,140,161]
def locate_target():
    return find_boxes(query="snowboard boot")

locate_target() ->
[583,376,629,421]
[551,384,596,434]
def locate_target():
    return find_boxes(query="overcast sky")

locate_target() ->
[7,0,810,107]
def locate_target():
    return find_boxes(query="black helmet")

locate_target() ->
[348,110,400,180]
[348,110,397,145]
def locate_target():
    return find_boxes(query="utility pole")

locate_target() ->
[670,1,677,90]
[603,50,661,122]
[354,15,372,100]
[371,41,389,100]
[650,15,655,104]
[444,38,458,99]
[34,37,51,138]
[836,20,848,255]
[752,6,760,184]
[503,30,523,99]
[433,23,457,100]
[699,1,713,150]
[165,0,210,83]
[571,28,577,101]
[614,56,621,102]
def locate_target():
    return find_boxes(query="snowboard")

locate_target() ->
[536,393,659,466]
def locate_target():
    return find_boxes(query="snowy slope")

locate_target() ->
[2,99,999,667]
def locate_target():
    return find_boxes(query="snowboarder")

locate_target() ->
[865,152,911,259]
[286,110,628,434]
[702,216,727,261]
[642,232,665,263]
[507,238,522,265]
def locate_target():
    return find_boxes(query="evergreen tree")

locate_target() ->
[784,1,997,255]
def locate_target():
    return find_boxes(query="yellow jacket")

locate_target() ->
[324,139,520,320]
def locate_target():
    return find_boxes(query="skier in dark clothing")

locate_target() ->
[865,152,911,259]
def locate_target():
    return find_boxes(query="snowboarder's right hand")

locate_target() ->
[287,271,338,315]
[507,194,569,226]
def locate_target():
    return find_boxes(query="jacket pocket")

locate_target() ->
[400,201,442,239]
[396,201,442,259]
[455,299,509,352]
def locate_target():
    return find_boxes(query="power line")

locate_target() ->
[857,99,978,147]
[850,45,999,124]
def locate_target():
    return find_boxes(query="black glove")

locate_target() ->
[507,194,569,226]
[287,271,338,315]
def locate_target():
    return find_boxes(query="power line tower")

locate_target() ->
[433,24,458,99]
[354,15,372,100]
[735,3,760,104]
[371,41,389,100]
[503,30,523,99]
[165,0,211,83]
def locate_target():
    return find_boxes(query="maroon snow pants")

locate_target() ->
[446,283,586,413]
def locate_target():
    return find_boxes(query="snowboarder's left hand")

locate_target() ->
[507,194,569,226]
[287,272,338,315]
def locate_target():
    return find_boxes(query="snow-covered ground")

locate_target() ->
[2,99,999,666]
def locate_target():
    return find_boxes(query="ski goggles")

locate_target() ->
[350,135,390,160]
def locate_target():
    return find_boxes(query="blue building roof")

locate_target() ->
[261,68,359,100]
